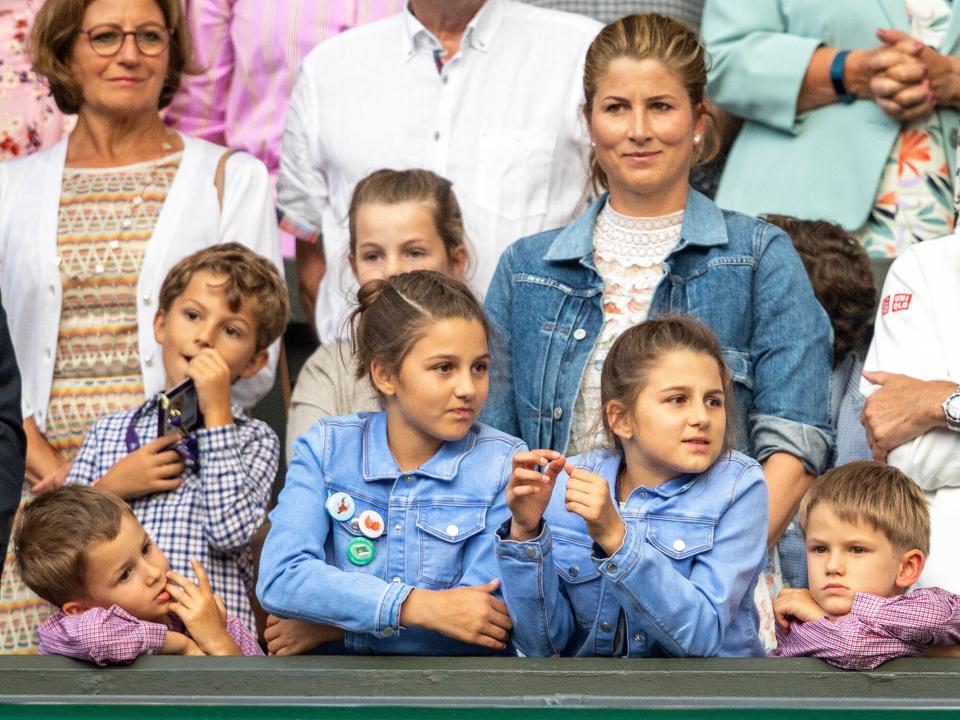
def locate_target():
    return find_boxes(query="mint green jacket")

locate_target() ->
[703,0,960,230]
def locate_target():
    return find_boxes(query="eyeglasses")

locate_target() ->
[79,23,173,57]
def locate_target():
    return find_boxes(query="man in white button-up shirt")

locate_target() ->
[278,0,601,342]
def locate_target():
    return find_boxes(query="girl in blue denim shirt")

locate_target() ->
[258,271,525,655]
[496,317,768,657]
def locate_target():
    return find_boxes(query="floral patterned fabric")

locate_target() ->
[0,0,71,160]
[855,0,955,257]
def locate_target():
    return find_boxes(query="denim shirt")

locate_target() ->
[495,449,768,657]
[257,411,525,655]
[481,191,833,473]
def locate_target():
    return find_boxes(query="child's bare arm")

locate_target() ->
[160,631,204,656]
[264,615,345,656]
[166,559,242,656]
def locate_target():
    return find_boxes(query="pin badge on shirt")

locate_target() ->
[358,510,385,539]
[326,493,355,522]
[347,537,376,566]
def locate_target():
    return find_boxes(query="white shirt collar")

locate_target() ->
[401,0,503,60]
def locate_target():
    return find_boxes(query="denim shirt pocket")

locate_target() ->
[416,503,488,588]
[552,533,601,629]
[645,515,716,561]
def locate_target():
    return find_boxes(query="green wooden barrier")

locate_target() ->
[2,656,960,716]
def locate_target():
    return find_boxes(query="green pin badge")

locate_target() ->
[347,537,376,566]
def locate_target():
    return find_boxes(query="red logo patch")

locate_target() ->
[891,293,912,313]
[881,296,890,316]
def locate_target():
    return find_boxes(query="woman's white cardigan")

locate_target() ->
[0,134,282,430]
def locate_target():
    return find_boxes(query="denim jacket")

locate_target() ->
[257,411,525,655]
[495,448,768,657]
[481,191,833,473]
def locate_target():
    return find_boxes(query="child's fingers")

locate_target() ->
[512,449,558,470]
[146,433,185,450]
[166,569,198,597]
[565,499,592,518]
[263,622,281,643]
[153,461,185,480]
[190,558,213,594]
[511,467,553,485]
[152,449,184,465]
[510,484,543,497]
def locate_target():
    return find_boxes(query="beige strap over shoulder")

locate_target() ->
[214,149,238,208]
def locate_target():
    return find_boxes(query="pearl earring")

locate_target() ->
[693,134,702,145]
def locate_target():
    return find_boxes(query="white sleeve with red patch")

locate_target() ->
[862,242,960,492]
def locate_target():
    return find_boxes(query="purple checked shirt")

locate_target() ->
[771,588,960,669]
[39,606,263,665]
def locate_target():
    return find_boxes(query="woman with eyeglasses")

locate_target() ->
[0,0,280,654]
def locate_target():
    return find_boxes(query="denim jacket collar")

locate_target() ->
[592,448,698,502]
[361,411,478,482]
[543,189,730,267]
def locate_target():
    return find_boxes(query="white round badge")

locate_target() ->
[358,510,385,539]
[325,493,356,522]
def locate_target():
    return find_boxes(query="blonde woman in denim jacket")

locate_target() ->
[481,14,832,555]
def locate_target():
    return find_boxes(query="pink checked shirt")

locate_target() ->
[771,588,960,670]
[38,606,264,665]
[165,0,405,180]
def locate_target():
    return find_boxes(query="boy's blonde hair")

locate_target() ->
[13,487,134,607]
[799,461,930,555]
[158,243,290,351]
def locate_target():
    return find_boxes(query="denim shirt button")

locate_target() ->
[634,633,643,642]
[607,562,618,573]
[524,546,537,559]
[553,407,563,420]
[383,627,395,637]
[572,328,587,340]
[600,622,611,632]
[568,565,579,577]
[392,577,402,583]
[673,539,687,552]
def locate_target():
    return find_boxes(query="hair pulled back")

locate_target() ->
[600,315,737,453]
[583,13,719,190]
[348,169,467,264]
[350,270,489,390]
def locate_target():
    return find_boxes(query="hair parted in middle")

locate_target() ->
[600,315,737,453]
[582,13,718,191]
[158,242,290,351]
[347,169,468,265]
[349,270,489,392]
[799,461,930,555]
[13,486,135,607]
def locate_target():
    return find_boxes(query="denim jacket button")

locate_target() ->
[673,539,687,552]
[524,546,537,559]
[573,328,587,340]
[553,406,563,420]
[383,626,395,637]
[568,565,579,577]
[446,524,460,537]
[600,622,611,632]
[607,562,618,573]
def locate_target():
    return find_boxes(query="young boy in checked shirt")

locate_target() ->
[772,461,960,669]
[14,486,262,663]
[64,244,289,633]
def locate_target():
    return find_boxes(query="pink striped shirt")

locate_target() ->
[771,588,960,670]
[165,0,405,178]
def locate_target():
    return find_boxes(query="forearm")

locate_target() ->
[797,47,873,113]
[23,416,65,484]
[295,239,324,327]
[764,452,814,547]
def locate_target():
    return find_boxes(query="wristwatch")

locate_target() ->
[942,386,960,431]
[830,50,857,104]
